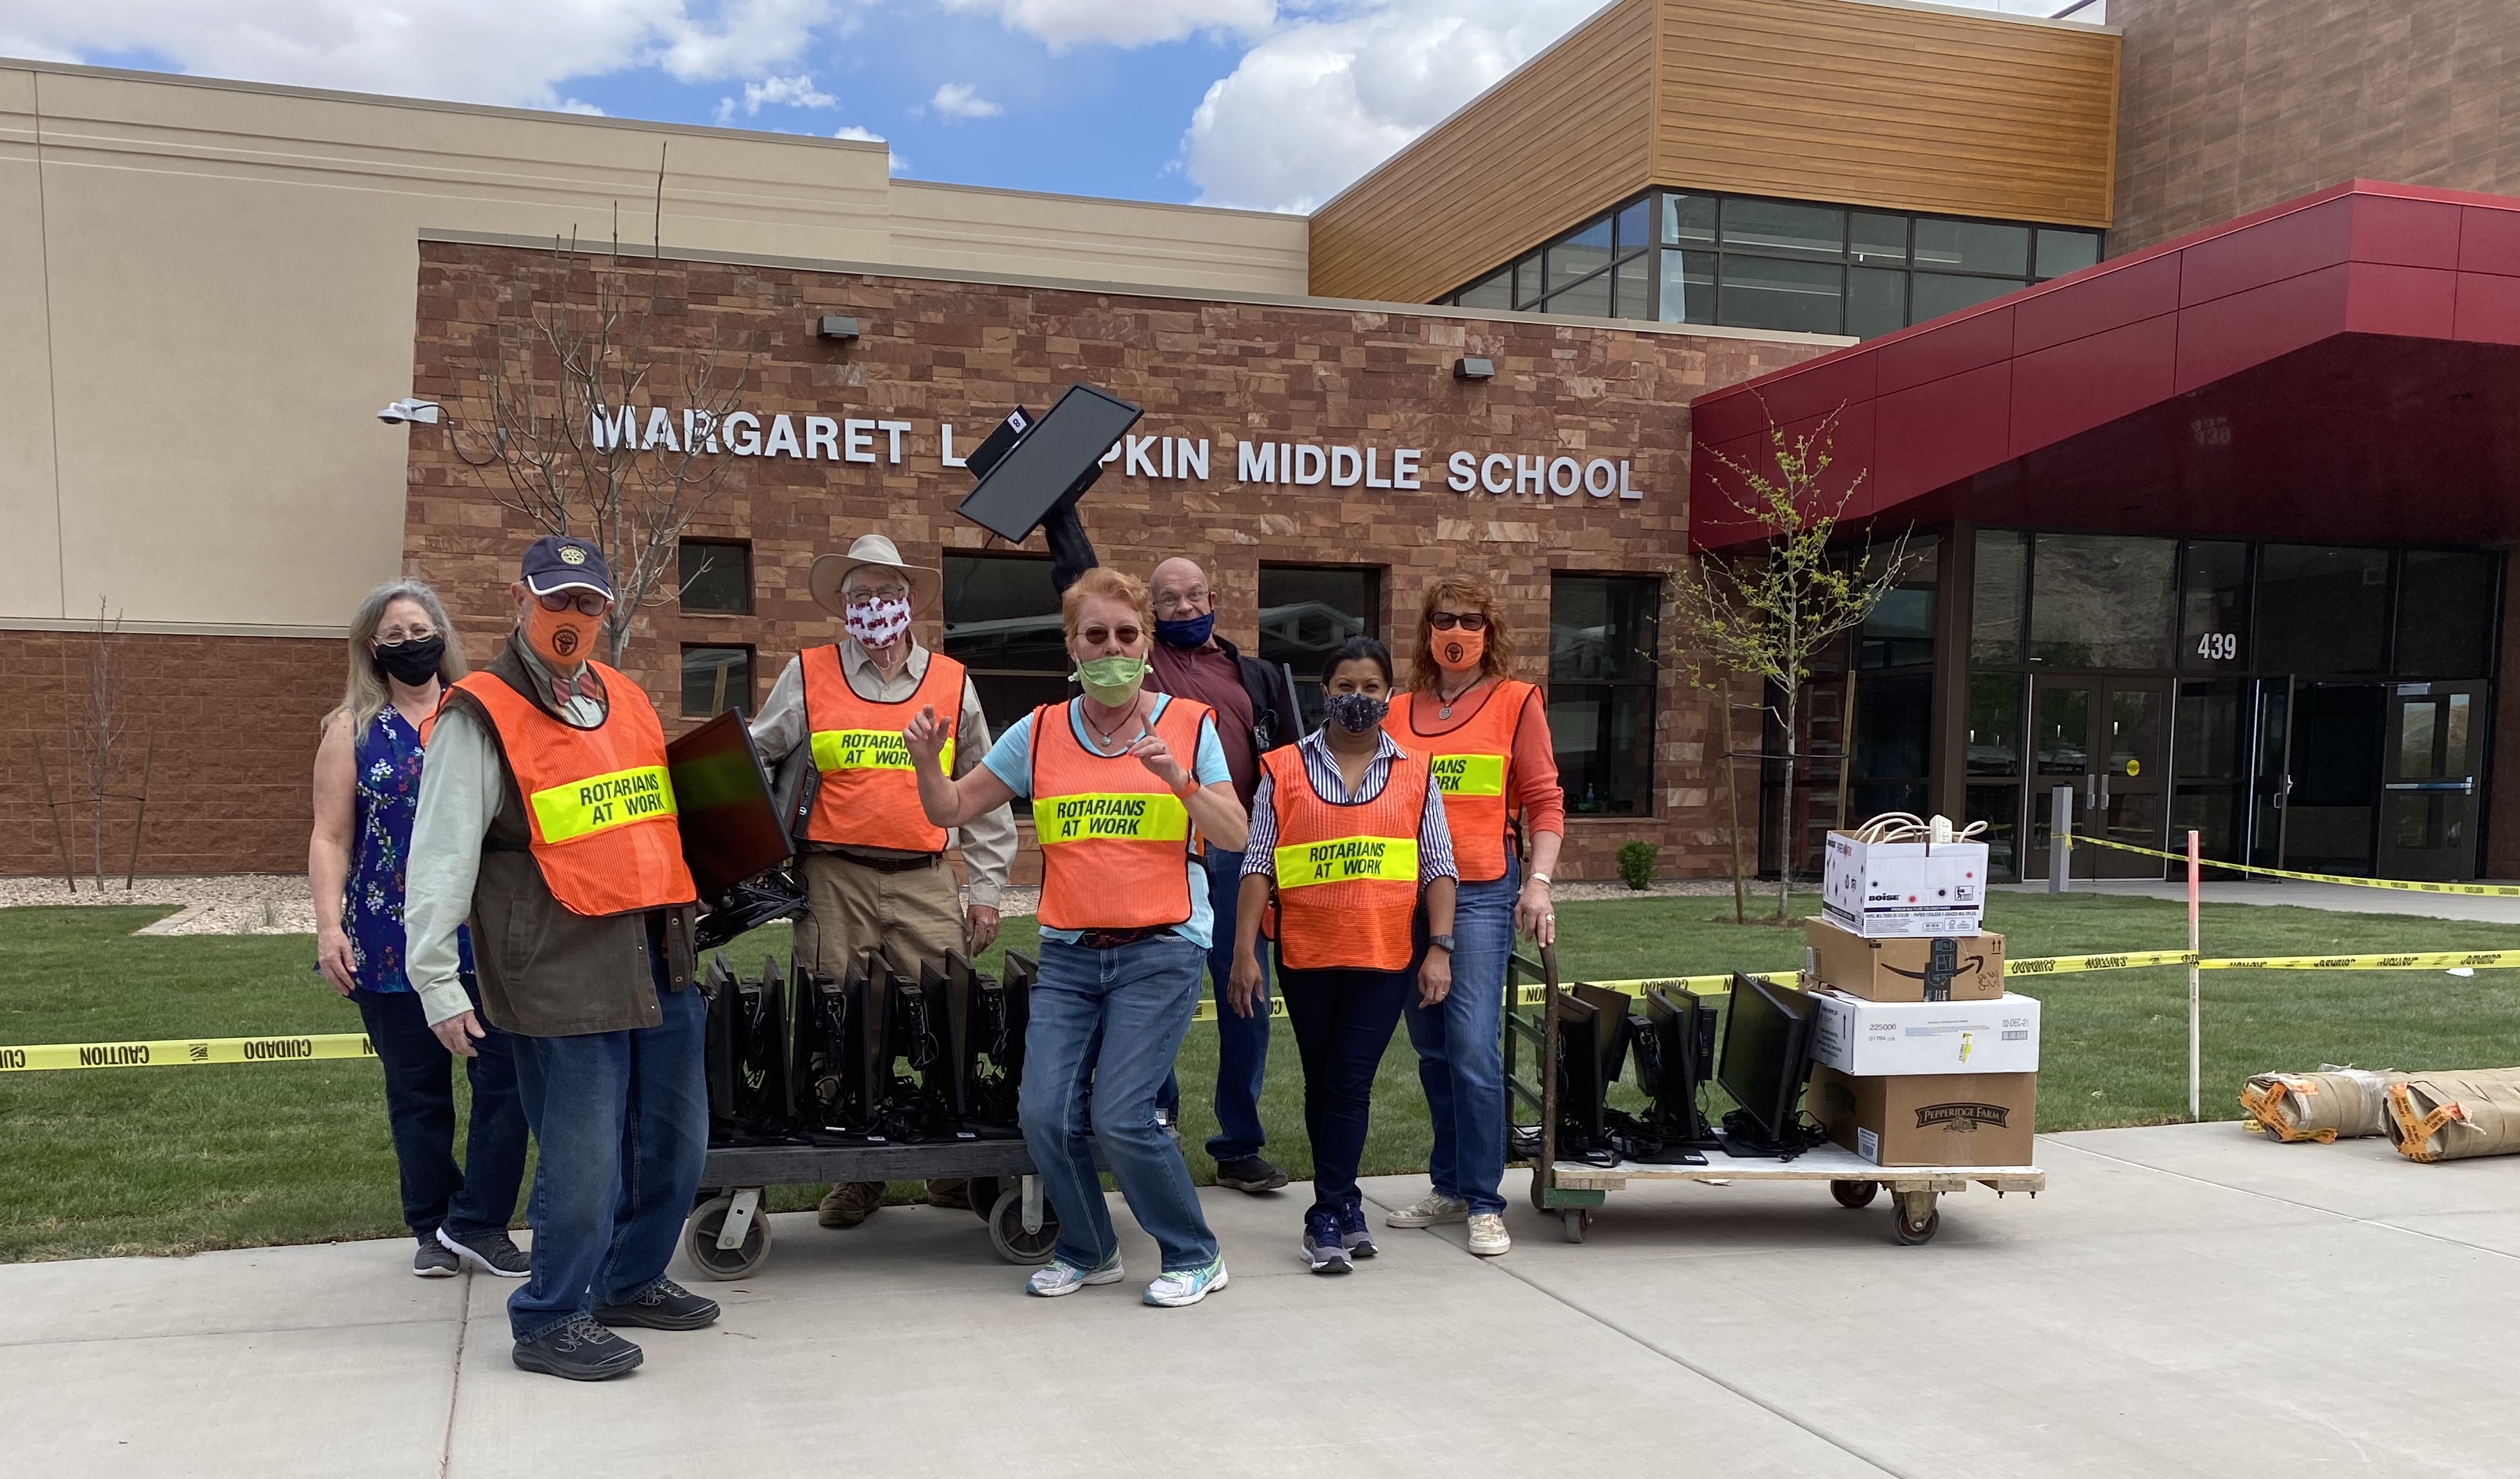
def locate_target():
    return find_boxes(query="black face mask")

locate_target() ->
[372,634,447,687]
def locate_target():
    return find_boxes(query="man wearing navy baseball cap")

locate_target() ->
[405,533,718,1382]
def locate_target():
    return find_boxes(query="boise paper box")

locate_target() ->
[1821,831,1988,938]
[1808,989,2041,1076]
[1805,916,2005,1001]
[1806,1064,2038,1168]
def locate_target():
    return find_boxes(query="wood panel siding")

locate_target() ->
[1653,0,2119,228]
[1308,0,2119,306]
[1306,0,1656,307]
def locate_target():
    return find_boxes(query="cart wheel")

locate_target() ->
[967,1177,1004,1223]
[1831,1179,1880,1210]
[1891,1194,1941,1246]
[1560,1209,1588,1244]
[988,1185,1059,1265]
[684,1193,773,1280]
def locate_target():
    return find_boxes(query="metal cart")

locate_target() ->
[685,1140,1064,1280]
[1505,948,2043,1246]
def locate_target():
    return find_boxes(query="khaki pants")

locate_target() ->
[794,850,968,1213]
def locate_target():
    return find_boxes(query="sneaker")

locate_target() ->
[412,1238,460,1279]
[1144,1257,1230,1307]
[511,1318,642,1382]
[1338,1201,1378,1259]
[593,1278,720,1332]
[818,1181,885,1229]
[1214,1155,1290,1194]
[1467,1213,1511,1257]
[1026,1254,1125,1297]
[1301,1208,1352,1276]
[1386,1192,1469,1228]
[436,1226,530,1278]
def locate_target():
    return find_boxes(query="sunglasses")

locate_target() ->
[1428,611,1489,632]
[536,591,609,616]
[1078,625,1145,646]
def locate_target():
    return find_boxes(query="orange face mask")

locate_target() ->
[524,602,602,669]
[1431,627,1486,673]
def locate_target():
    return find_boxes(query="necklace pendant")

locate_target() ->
[1438,703,1452,719]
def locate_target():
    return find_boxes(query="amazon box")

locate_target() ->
[1821,831,1987,938]
[1805,916,2005,1001]
[1809,989,2040,1076]
[1807,1064,2038,1168]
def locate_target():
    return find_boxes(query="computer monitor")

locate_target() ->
[664,709,792,900]
[954,383,1143,541]
[1716,973,1819,1149]
[917,957,970,1126]
[967,951,1033,1136]
[702,954,739,1144]
[1636,986,1721,1148]
[1571,983,1633,1092]
[1552,989,1609,1153]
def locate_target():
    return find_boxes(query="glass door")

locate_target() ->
[2377,684,2485,880]
[2023,678,2170,879]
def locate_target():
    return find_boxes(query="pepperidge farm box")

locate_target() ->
[1821,831,1988,938]
[1807,990,2041,1076]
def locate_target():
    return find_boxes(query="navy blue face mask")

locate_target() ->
[1155,612,1216,648]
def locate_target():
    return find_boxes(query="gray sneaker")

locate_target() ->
[437,1226,531,1277]
[412,1238,460,1279]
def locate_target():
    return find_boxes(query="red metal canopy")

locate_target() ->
[1688,182,2520,550]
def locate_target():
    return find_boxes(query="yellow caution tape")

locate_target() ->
[2197,950,2520,971]
[0,1032,375,1073]
[2073,836,2520,897]
[2003,950,2198,976]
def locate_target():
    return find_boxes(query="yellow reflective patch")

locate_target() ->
[1429,753,1505,797]
[529,765,677,844]
[1034,792,1189,846]
[1276,836,1418,888]
[812,728,952,774]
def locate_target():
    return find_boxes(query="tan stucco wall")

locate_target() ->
[0,60,1309,634]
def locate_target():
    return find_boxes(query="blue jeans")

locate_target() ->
[507,980,709,1343]
[1279,964,1411,1217]
[1022,936,1220,1274]
[1404,856,1520,1216]
[353,977,528,1242]
[1203,847,1271,1162]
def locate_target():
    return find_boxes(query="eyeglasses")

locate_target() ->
[536,591,609,616]
[1152,588,1211,615]
[1077,624,1144,646]
[1428,611,1489,632]
[844,585,910,605]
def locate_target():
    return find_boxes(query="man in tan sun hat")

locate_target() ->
[750,533,1016,1227]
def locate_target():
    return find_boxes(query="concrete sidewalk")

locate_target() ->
[7,1124,2516,1478]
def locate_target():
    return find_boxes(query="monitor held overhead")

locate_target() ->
[954,383,1142,541]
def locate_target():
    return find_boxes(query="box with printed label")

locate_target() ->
[1806,1064,2038,1168]
[1805,916,2004,1001]
[1821,831,1987,938]
[1807,990,2041,1076]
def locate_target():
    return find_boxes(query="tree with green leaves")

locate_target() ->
[1675,406,1912,920]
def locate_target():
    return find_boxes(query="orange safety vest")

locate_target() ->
[447,666,699,918]
[801,644,963,853]
[1031,696,1212,933]
[1262,744,1428,972]
[1385,680,1535,884]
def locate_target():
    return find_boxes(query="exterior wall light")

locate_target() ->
[376,398,441,424]
[1454,357,1495,381]
[817,315,862,342]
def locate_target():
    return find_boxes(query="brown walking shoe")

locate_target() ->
[817,1181,885,1228]
[925,1178,972,1210]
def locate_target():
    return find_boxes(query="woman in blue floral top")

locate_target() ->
[310,579,530,1280]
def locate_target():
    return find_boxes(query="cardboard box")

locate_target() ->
[1821,831,1987,938]
[1806,1064,2038,1167]
[1808,990,2041,1076]
[1805,916,2005,1001]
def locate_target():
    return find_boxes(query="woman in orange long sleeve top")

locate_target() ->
[1378,575,1565,1258]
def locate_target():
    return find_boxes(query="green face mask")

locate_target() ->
[1071,653,1149,707]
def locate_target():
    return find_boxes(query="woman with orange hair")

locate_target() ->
[1378,575,1564,1258]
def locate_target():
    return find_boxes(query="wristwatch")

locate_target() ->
[1427,934,1456,953]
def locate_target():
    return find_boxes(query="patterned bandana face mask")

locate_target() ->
[1323,691,1388,734]
[844,595,912,649]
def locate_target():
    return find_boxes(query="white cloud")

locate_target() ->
[835,125,911,175]
[937,0,1274,51]
[1182,0,1614,212]
[1,1,853,111]
[746,72,840,111]
[929,81,1003,119]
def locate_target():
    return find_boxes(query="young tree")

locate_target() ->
[1675,406,1911,920]
[453,152,753,666]
[74,599,130,890]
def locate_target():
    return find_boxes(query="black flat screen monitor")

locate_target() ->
[1639,987,1720,1146]
[954,383,1142,541]
[1717,973,1818,1143]
[1554,990,1607,1149]
[1571,983,1633,1091]
[665,709,791,898]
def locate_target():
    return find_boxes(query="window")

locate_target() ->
[2395,550,2496,678]
[2257,545,2389,674]
[941,553,1069,735]
[2029,534,2175,669]
[1971,530,2027,664]
[1548,575,1661,816]
[1859,534,1938,669]
[680,644,755,717]
[1259,566,1380,730]
[677,539,752,614]
[2179,541,2249,670]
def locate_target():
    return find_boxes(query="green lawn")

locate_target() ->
[4,891,2519,1261]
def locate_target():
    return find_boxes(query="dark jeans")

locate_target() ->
[1279,963,1413,1217]
[352,978,528,1242]
[507,979,709,1343]
[1405,856,1519,1216]
[1203,847,1271,1162]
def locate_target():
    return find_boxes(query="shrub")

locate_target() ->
[1616,840,1657,892]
